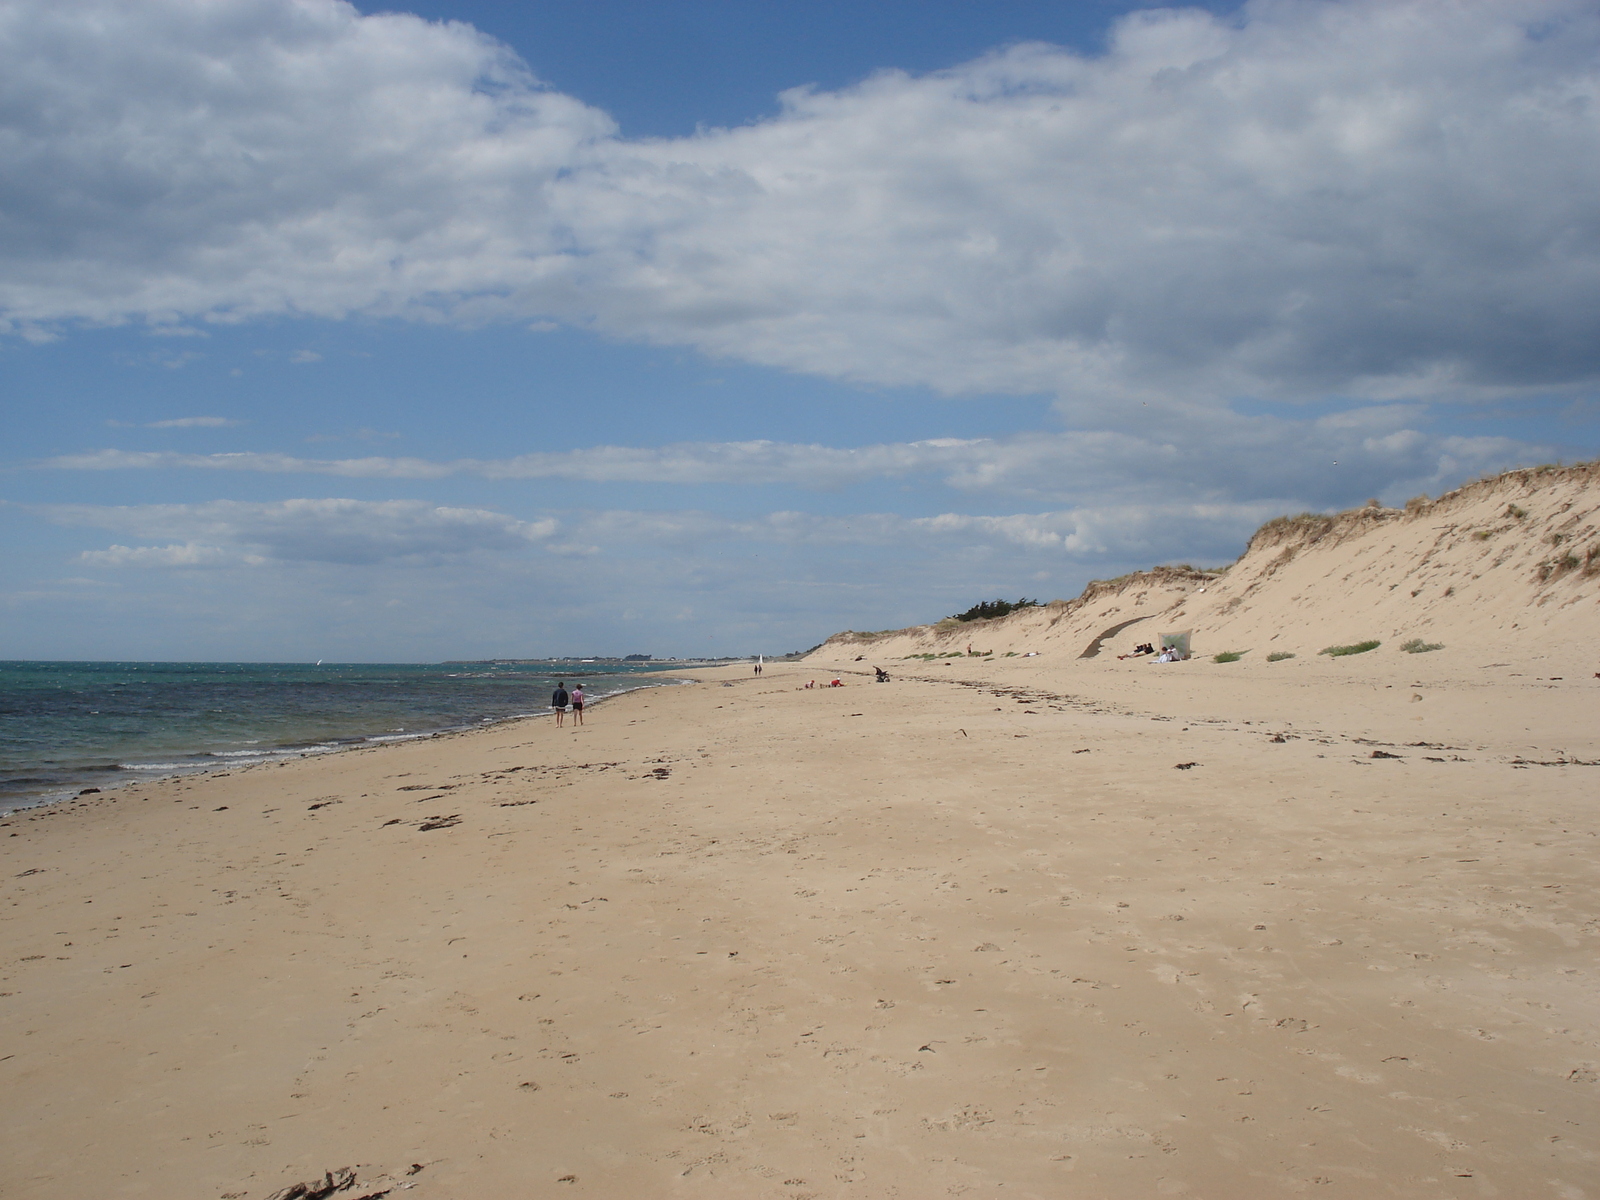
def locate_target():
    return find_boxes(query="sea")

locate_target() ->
[0,660,695,815]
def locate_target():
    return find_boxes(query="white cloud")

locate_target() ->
[42,498,558,566]
[44,449,456,479]
[0,0,613,328]
[146,416,243,428]
[41,414,1548,509]
[79,542,240,568]
[552,501,1285,566]
[2,0,1598,408]
[35,492,1284,575]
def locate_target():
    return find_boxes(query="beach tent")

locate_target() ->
[1159,631,1191,659]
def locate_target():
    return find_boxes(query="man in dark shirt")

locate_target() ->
[552,681,570,727]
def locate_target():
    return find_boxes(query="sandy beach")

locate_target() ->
[11,3,1600,1196]
[3,645,1596,1199]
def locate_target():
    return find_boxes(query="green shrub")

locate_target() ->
[1266,651,1295,662]
[951,598,1042,622]
[1400,638,1443,653]
[1213,651,1243,663]
[1320,640,1381,657]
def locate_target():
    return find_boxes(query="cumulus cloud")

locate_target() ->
[42,413,1547,508]
[41,499,558,566]
[0,0,613,330]
[3,0,1598,408]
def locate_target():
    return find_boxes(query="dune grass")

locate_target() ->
[1400,638,1444,653]
[1266,651,1296,662]
[1213,651,1244,663]
[1320,640,1381,657]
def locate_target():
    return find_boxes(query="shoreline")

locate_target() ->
[0,670,698,817]
[3,658,1596,1198]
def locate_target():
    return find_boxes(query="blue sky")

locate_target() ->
[3,0,1598,661]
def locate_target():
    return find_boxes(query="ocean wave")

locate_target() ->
[1,774,86,788]
[5,666,692,811]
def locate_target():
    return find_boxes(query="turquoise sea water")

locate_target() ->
[0,660,691,814]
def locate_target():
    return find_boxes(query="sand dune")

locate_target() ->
[811,461,1600,667]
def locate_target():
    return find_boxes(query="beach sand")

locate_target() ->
[3,653,1596,1199]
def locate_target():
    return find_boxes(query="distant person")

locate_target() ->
[570,684,585,726]
[552,681,570,727]
[875,666,890,682]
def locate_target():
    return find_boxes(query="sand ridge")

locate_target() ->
[3,657,1597,1199]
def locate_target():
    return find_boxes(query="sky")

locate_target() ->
[3,0,1598,662]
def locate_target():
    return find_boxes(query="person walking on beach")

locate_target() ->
[570,684,585,726]
[551,681,570,727]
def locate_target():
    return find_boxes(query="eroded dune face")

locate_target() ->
[810,462,1600,665]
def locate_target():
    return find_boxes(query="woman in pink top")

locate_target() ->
[570,684,585,726]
